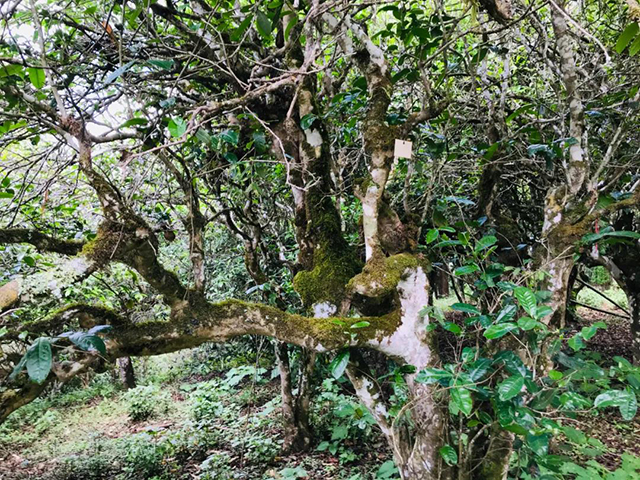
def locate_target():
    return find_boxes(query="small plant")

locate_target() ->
[199,452,233,480]
[125,385,169,421]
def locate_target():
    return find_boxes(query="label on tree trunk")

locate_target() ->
[394,139,412,159]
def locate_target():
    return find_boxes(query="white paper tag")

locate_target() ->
[394,139,413,159]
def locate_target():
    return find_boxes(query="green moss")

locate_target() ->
[293,192,361,308]
[293,245,361,307]
[347,253,430,298]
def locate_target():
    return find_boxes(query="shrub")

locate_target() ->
[125,385,169,421]
[118,433,166,479]
[198,452,233,480]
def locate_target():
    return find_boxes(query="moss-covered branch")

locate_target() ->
[0,228,85,255]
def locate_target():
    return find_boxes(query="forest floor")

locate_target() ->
[0,288,638,479]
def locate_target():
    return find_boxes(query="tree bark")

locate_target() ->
[117,357,136,390]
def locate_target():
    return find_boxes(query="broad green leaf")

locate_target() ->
[619,391,637,421]
[25,338,52,384]
[582,230,640,244]
[468,358,492,381]
[148,59,174,70]
[580,325,599,340]
[549,370,563,381]
[616,22,639,53]
[517,317,539,331]
[526,433,550,456]
[497,376,524,401]
[68,332,107,356]
[329,350,350,379]
[451,303,480,314]
[231,17,252,42]
[220,129,239,146]
[495,304,517,323]
[415,368,452,384]
[562,426,587,444]
[594,389,627,408]
[568,335,585,351]
[195,128,212,145]
[484,323,519,339]
[168,117,187,137]
[450,386,473,416]
[475,235,497,252]
[454,264,479,276]
[439,445,458,466]
[425,229,439,243]
[443,322,462,335]
[0,191,14,199]
[630,34,640,56]
[120,118,148,128]
[256,10,272,39]
[514,286,537,317]
[87,325,112,335]
[27,67,45,89]
[350,321,370,329]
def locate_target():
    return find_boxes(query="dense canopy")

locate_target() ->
[1,0,640,479]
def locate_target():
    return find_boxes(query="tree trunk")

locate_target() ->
[275,343,313,452]
[117,356,136,390]
[629,292,640,364]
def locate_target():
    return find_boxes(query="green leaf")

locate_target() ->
[0,191,14,199]
[87,325,112,335]
[443,322,462,335]
[468,358,492,381]
[425,229,439,244]
[568,335,585,351]
[630,34,640,56]
[220,129,239,146]
[517,317,539,331]
[526,433,550,456]
[475,235,497,252]
[415,368,452,384]
[582,230,640,244]
[105,61,135,85]
[300,113,317,130]
[120,118,148,128]
[27,67,45,89]
[168,117,187,137]
[231,17,252,42]
[454,264,479,276]
[616,23,639,54]
[25,338,53,384]
[451,303,480,315]
[329,350,350,379]
[619,391,637,421]
[594,389,638,420]
[195,128,212,145]
[497,376,524,401]
[350,321,370,329]
[450,386,473,416]
[256,10,272,39]
[495,304,517,323]
[68,332,107,356]
[8,352,28,381]
[439,445,458,466]
[23,256,35,267]
[484,323,519,339]
[514,286,537,317]
[148,59,174,70]
[549,370,563,381]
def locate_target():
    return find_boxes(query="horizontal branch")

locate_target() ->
[0,228,85,255]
